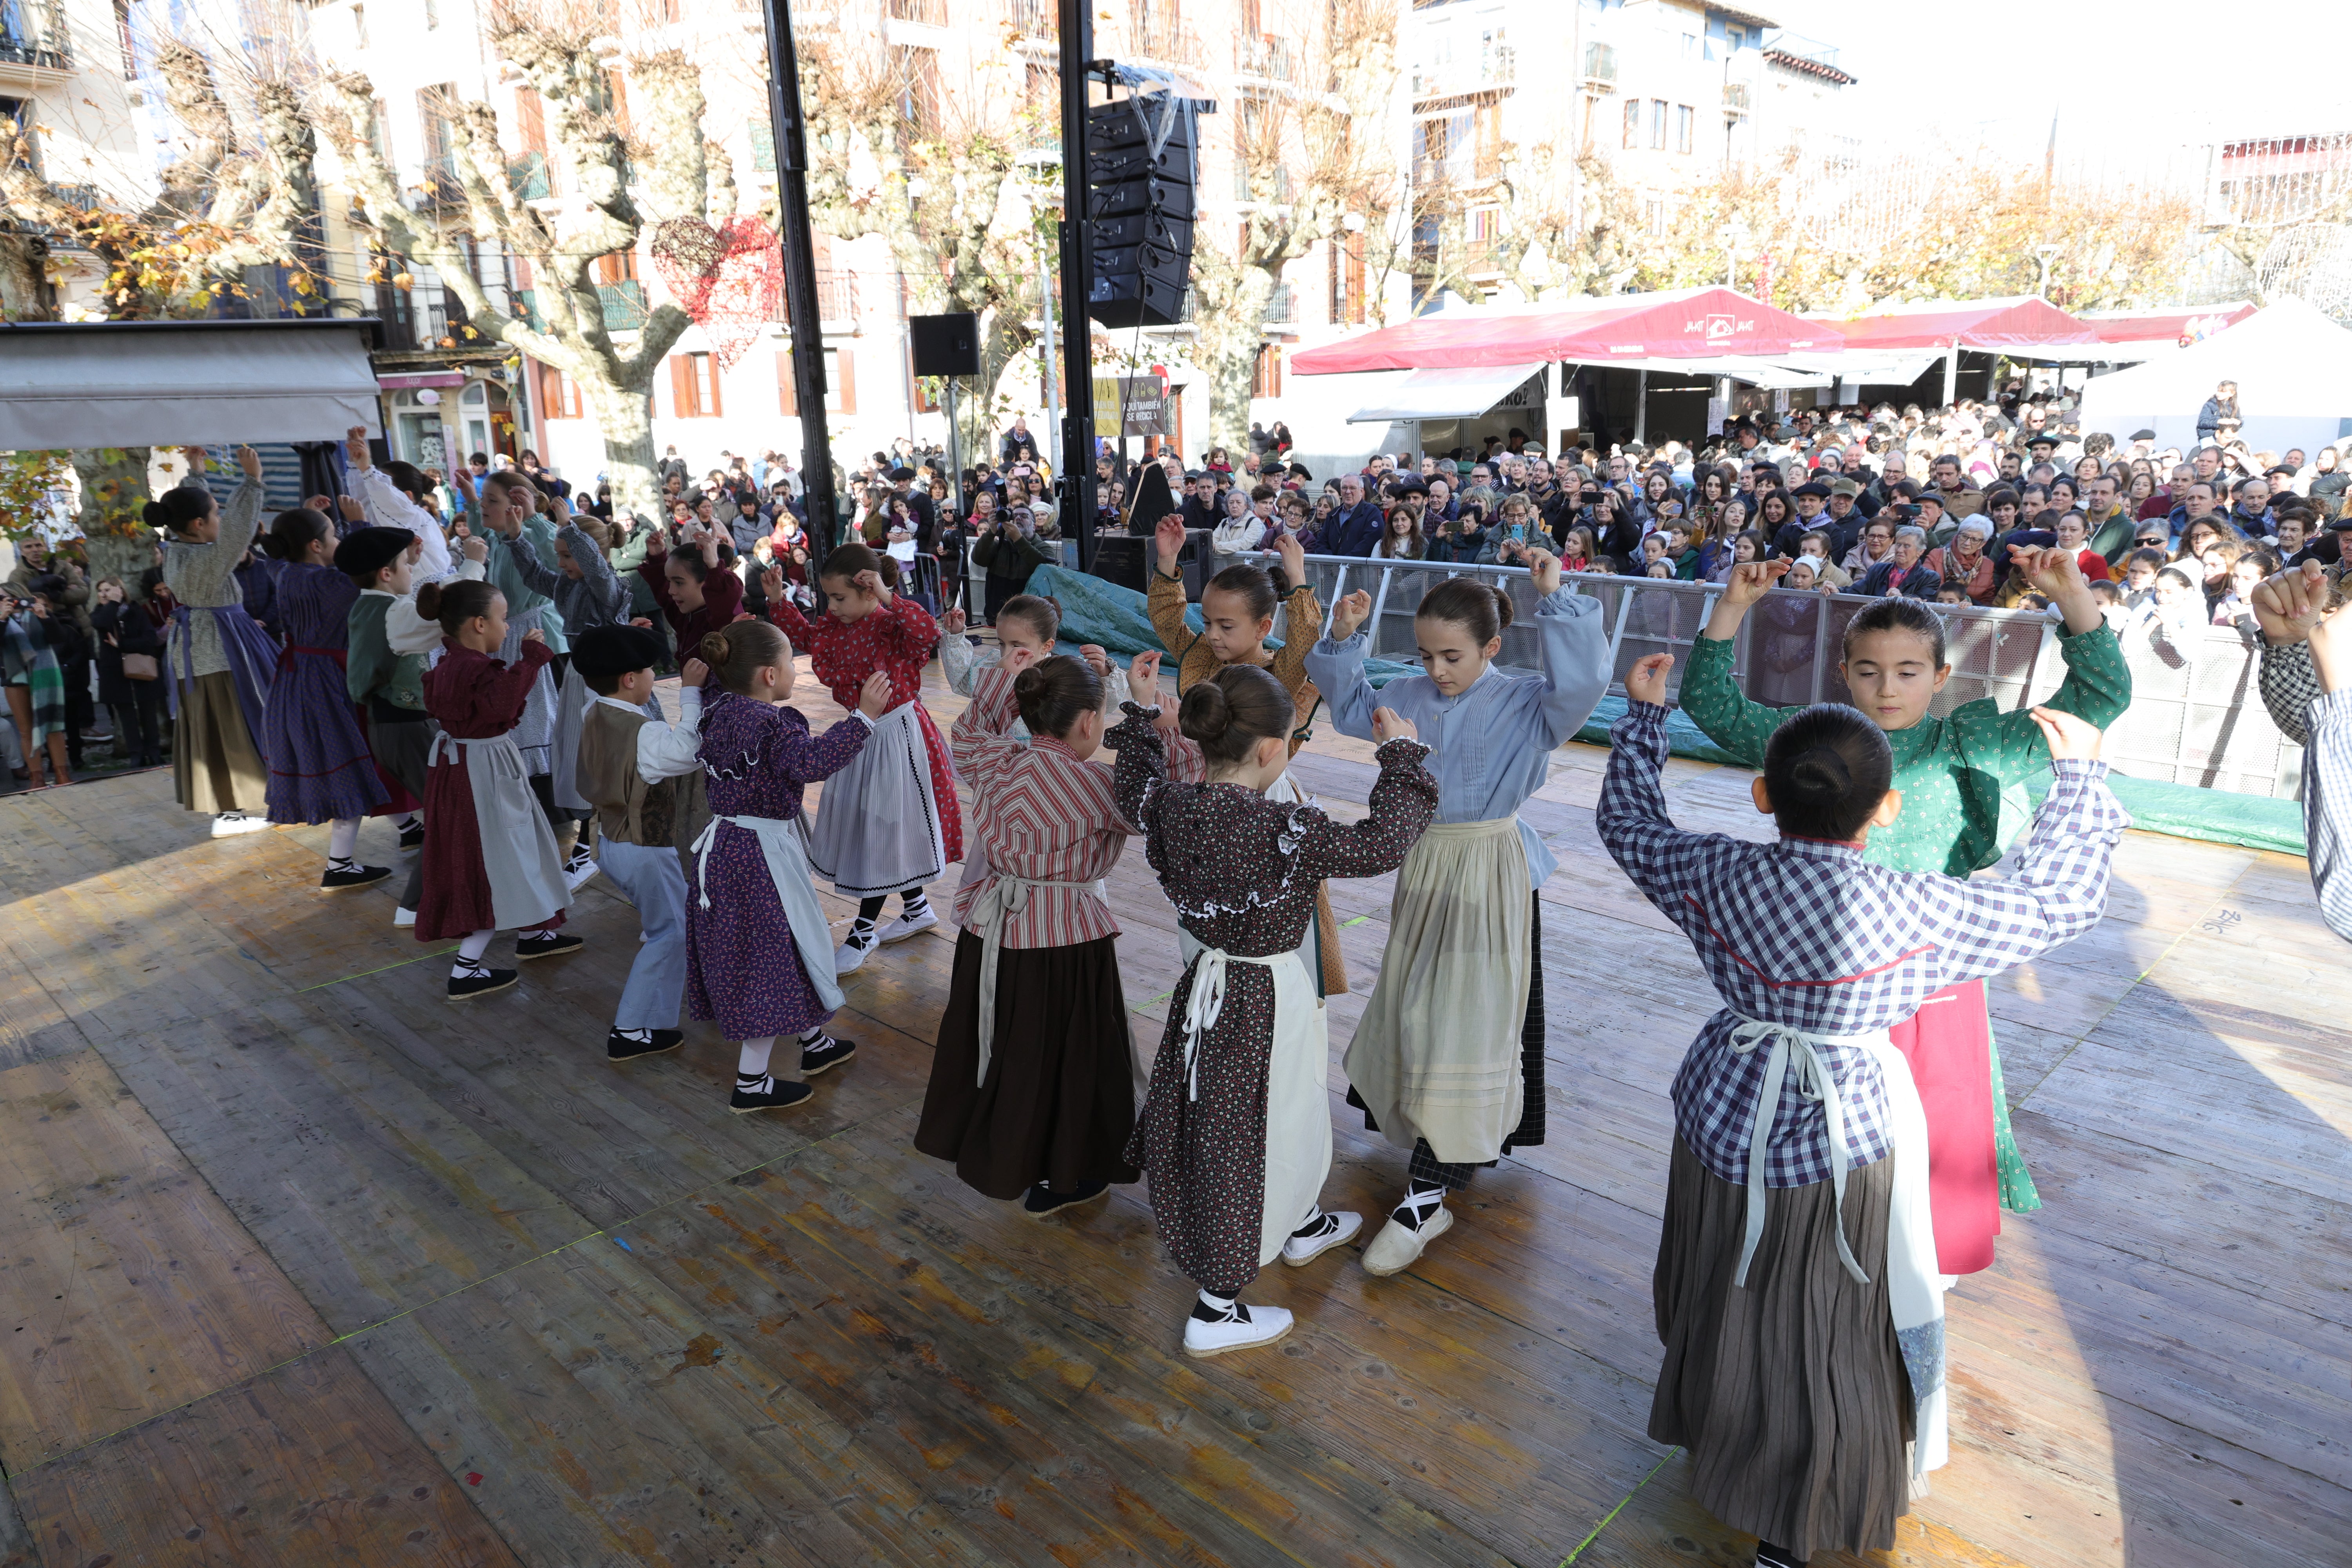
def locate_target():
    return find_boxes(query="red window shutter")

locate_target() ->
[777,350,796,416]
[670,354,691,417]
[834,348,856,414]
[515,87,546,155]
[703,354,722,417]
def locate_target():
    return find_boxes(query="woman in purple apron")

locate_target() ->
[153,445,279,837]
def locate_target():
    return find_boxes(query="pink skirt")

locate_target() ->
[1886,978,1998,1275]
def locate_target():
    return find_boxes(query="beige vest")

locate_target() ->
[578,702,678,848]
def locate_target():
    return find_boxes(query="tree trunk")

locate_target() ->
[583,384,660,519]
[69,448,160,601]
[1198,265,1275,454]
[0,235,52,320]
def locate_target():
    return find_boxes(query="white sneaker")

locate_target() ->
[1361,1205,1453,1278]
[1281,1210,1363,1267]
[393,907,418,928]
[563,853,601,892]
[876,906,939,943]
[211,812,271,838]
[833,929,876,974]
[1182,1301,1293,1359]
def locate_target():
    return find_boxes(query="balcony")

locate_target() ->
[1234,33,1295,84]
[1582,42,1617,92]
[599,278,648,330]
[884,0,948,24]
[769,269,860,330]
[508,151,551,200]
[0,4,69,87]
[1722,82,1749,116]
[1118,10,1205,69]
[1412,53,1515,107]
[1002,0,1056,40]
[1262,282,1295,324]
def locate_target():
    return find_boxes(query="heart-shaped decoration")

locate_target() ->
[651,216,783,371]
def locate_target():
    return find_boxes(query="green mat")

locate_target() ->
[1027,565,2307,858]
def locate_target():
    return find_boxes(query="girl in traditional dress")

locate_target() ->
[686,619,889,1113]
[1113,664,1438,1357]
[1681,552,2130,1270]
[765,543,962,973]
[154,445,277,835]
[937,594,1132,726]
[1306,546,1612,1276]
[258,506,393,889]
[1598,656,2124,1567]
[1143,519,1349,993]
[915,647,1189,1215]
[466,471,578,864]
[414,579,580,1000]
[497,494,632,869]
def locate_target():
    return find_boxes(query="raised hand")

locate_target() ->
[630,616,653,629]
[1272,529,1305,580]
[762,566,784,601]
[858,668,893,717]
[853,567,889,601]
[521,627,546,645]
[680,657,710,689]
[1079,644,1111,679]
[180,444,209,473]
[337,495,366,524]
[2007,544,2084,600]
[2252,559,2330,646]
[344,426,371,470]
[941,606,967,635]
[235,445,263,479]
[1001,644,1043,677]
[305,494,332,515]
[1722,558,1791,608]
[2027,705,2103,760]
[1129,649,1163,697]
[1524,545,1563,597]
[1370,706,1418,745]
[1154,513,1187,574]
[1328,588,1374,641]
[2310,599,2352,695]
[1624,651,1675,707]
[462,536,488,564]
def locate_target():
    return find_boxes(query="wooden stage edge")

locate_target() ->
[0,664,2345,1568]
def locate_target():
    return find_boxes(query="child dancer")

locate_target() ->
[1113,664,1438,1356]
[766,544,962,973]
[499,495,630,878]
[686,619,889,1112]
[938,595,1132,727]
[1145,519,1346,993]
[915,648,1187,1215]
[1682,550,2130,1269]
[1306,546,1611,1274]
[259,506,392,888]
[1599,654,2124,1566]
[415,579,581,999]
[571,624,704,1061]
[154,445,277,835]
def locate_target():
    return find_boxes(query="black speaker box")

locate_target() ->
[908,311,980,378]
[1091,210,1193,255]
[1085,176,1195,222]
[1088,270,1187,329]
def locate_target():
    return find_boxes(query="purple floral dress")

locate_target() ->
[686,690,869,1040]
[1110,706,1438,1294]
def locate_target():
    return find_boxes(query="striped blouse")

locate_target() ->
[949,666,1164,949]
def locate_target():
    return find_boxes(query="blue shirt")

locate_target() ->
[1325,500,1387,557]
[1304,585,1610,885]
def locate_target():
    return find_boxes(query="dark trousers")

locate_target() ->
[110,684,166,766]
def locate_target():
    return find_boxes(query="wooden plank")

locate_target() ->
[0,1479,34,1568]
[0,931,87,1072]
[12,1345,521,1568]
[0,1049,330,1467]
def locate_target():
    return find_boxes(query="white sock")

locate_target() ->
[737,1036,775,1089]
[451,928,495,976]
[798,1025,828,1045]
[613,1026,651,1042]
[327,818,361,861]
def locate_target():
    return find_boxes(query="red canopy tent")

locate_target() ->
[2078,303,2258,350]
[1809,295,2099,353]
[1288,287,1840,374]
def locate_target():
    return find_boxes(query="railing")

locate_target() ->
[1581,42,1616,89]
[884,0,948,24]
[1003,0,1056,39]
[1245,555,2305,802]
[1262,282,1295,324]
[1235,33,1294,83]
[599,278,648,330]
[1722,82,1749,115]
[768,269,859,325]
[0,5,68,71]
[1235,160,1293,203]
[1122,11,1205,68]
[508,151,551,200]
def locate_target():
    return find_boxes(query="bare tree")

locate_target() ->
[310,0,725,512]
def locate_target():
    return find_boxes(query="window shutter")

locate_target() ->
[670,354,691,417]
[777,350,796,416]
[834,348,856,414]
[515,86,546,155]
[704,354,723,417]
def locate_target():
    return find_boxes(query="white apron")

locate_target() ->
[1727,1016,1949,1482]
[550,659,593,813]
[967,871,1109,1086]
[807,702,947,897]
[1180,944,1333,1269]
[430,730,570,930]
[691,811,844,1015]
[496,603,560,775]
[1174,769,1330,987]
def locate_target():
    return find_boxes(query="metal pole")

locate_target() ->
[1038,249,1061,473]
[945,377,963,527]
[1941,338,1959,408]
[758,0,838,553]
[1057,0,1099,572]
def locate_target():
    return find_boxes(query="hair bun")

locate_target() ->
[414,582,444,620]
[697,630,733,664]
[141,500,172,530]
[1787,746,1852,800]
[1177,679,1232,745]
[1489,584,1515,630]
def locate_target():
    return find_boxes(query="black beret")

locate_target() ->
[2025,432,2059,448]
[332,526,414,576]
[571,623,666,681]
[1792,481,1831,500]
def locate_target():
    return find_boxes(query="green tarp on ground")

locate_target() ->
[1028,564,2307,858]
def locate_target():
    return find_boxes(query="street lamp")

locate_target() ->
[1720,217,1754,290]
[2033,242,2061,299]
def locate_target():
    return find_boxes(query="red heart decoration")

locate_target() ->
[651,216,782,372]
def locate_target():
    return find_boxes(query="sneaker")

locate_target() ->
[833,927,876,975]
[319,863,393,893]
[1022,1180,1110,1220]
[515,931,585,961]
[730,1077,816,1114]
[1182,1299,1293,1359]
[1361,1205,1453,1278]
[447,965,518,1001]
[798,1034,858,1077]
[393,907,418,928]
[607,1027,684,1062]
[1281,1210,1363,1267]
[876,906,938,943]
[211,812,271,838]
[562,850,601,892]
[399,821,426,851]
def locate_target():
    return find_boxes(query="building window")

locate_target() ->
[1649,99,1667,150]
[595,249,638,285]
[1622,98,1640,150]
[352,2,368,47]
[672,352,722,417]
[537,363,583,419]
[775,347,857,415]
[895,45,941,132]
[1681,31,1697,60]
[1675,104,1694,154]
[514,86,546,155]
[1251,344,1282,399]
[1328,231,1365,325]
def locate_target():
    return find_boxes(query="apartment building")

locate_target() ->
[0,0,149,313]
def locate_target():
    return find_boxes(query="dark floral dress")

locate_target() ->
[1110,705,1438,1293]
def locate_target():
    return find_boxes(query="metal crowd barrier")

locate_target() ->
[1256,552,2304,802]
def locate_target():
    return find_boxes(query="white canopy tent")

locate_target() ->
[1344,363,1548,423]
[2073,299,2352,456]
[0,320,384,449]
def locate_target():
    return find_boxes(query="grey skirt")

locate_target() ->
[1649,1137,1914,1559]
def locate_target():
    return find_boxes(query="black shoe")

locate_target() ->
[319,862,393,892]
[1755,1543,1807,1568]
[1023,1180,1110,1220]
[798,1034,857,1077]
[447,965,518,1000]
[399,822,426,851]
[607,1028,684,1062]
[730,1076,815,1114]
[515,931,585,961]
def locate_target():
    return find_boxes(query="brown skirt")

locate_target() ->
[1650,1137,1914,1559]
[915,930,1142,1201]
[172,670,268,816]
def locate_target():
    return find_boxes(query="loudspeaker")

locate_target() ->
[909,311,981,378]
[1085,93,1197,330]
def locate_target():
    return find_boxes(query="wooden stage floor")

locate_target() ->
[0,664,2344,1568]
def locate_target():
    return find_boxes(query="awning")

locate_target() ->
[1771,350,1942,386]
[2042,303,2264,362]
[1628,356,1835,390]
[0,319,386,449]
[1294,287,1841,374]
[1343,363,1546,423]
[1810,296,2098,354]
